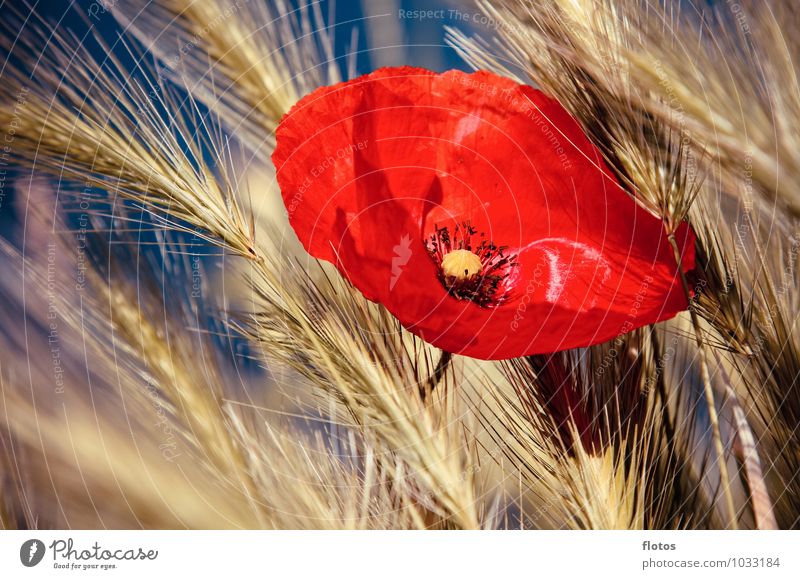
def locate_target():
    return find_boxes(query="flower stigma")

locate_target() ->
[441,249,483,280]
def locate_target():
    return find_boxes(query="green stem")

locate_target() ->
[667,232,738,530]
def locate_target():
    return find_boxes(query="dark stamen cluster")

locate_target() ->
[425,221,518,308]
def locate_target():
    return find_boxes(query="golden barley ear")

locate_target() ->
[0,198,440,529]
[475,329,721,529]
[111,0,344,153]
[623,0,800,220]
[238,251,492,529]
[0,15,258,261]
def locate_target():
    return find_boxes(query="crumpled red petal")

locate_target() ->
[273,66,695,360]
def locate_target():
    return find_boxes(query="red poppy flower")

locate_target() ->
[272,67,695,360]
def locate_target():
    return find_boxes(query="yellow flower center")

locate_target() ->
[441,249,482,280]
[426,221,518,308]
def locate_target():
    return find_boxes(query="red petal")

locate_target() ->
[273,67,695,360]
